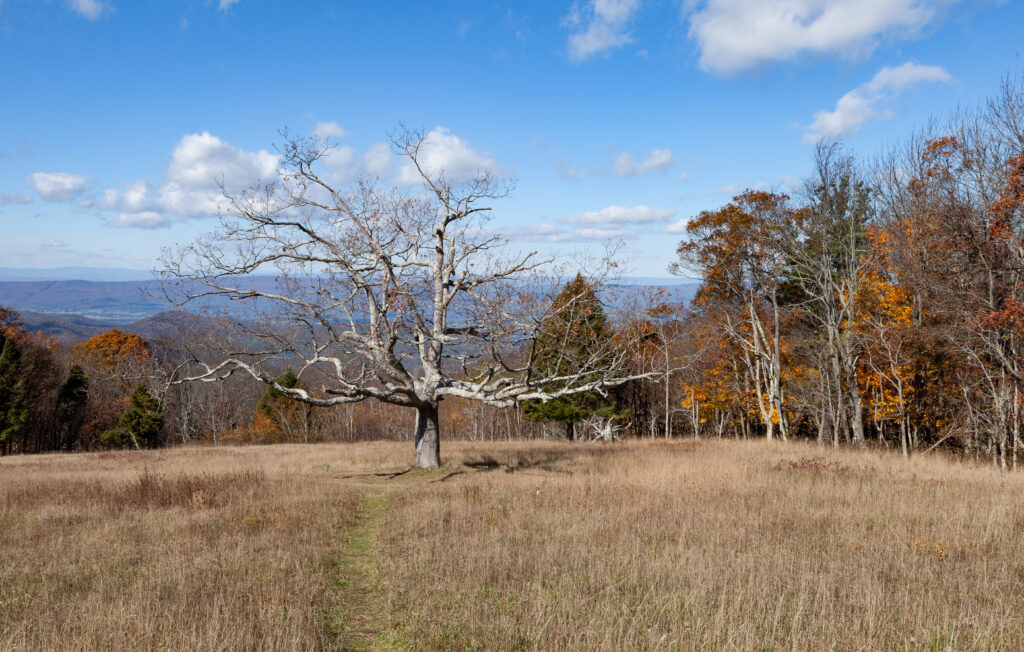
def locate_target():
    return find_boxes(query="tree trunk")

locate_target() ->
[414,404,441,469]
[565,421,575,441]
[846,362,866,447]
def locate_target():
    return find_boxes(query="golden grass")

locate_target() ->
[0,442,403,650]
[3,439,1024,650]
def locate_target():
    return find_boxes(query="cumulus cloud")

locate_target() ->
[0,192,33,205]
[396,127,497,185]
[94,132,279,227]
[26,172,90,202]
[158,132,279,215]
[68,0,106,20]
[165,132,278,193]
[688,0,950,74]
[53,128,485,229]
[565,204,675,225]
[613,149,674,177]
[566,0,641,61]
[804,62,950,142]
[312,121,346,140]
[318,142,396,184]
[100,181,150,213]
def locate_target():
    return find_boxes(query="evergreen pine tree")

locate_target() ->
[522,274,626,440]
[99,381,162,449]
[56,365,90,450]
[0,332,28,454]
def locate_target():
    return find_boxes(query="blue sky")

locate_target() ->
[0,0,1021,277]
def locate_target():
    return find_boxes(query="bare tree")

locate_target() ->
[786,143,876,447]
[160,129,647,467]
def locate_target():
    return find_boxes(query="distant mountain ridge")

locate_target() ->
[0,273,702,340]
[16,310,211,342]
[0,267,154,282]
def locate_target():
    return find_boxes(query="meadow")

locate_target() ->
[2,438,1022,650]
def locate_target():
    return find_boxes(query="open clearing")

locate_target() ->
[2,439,1023,650]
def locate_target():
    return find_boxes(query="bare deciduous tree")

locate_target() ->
[160,129,647,467]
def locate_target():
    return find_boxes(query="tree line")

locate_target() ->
[668,77,1024,468]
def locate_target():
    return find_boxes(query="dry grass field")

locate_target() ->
[2,438,1023,650]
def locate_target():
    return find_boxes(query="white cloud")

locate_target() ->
[68,0,105,20]
[165,132,278,192]
[362,143,392,178]
[0,192,33,205]
[94,132,279,227]
[688,0,950,74]
[100,181,150,212]
[41,239,67,248]
[565,204,675,225]
[312,121,346,140]
[218,0,241,11]
[26,172,90,202]
[57,129,480,229]
[115,211,170,229]
[396,127,497,185]
[504,203,675,242]
[503,223,637,243]
[566,0,641,61]
[665,219,689,234]
[613,148,674,177]
[158,132,279,215]
[804,62,950,142]
[574,226,636,239]
[319,145,358,183]
[319,142,395,184]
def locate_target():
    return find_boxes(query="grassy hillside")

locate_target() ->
[1,440,1021,649]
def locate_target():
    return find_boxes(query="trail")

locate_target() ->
[329,490,392,651]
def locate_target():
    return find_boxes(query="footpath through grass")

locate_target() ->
[330,491,390,650]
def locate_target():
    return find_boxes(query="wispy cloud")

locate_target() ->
[505,203,676,243]
[68,0,106,20]
[565,204,675,225]
[614,149,674,178]
[0,192,34,206]
[804,62,951,142]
